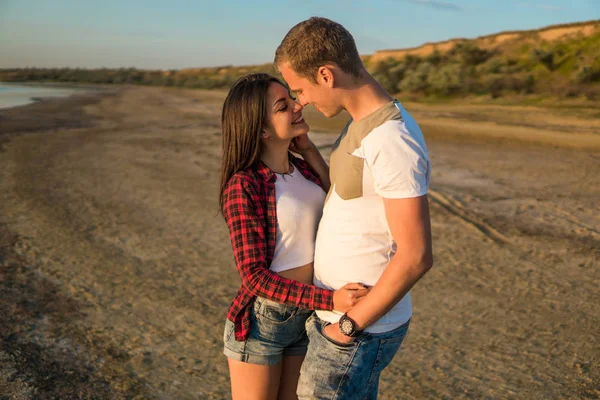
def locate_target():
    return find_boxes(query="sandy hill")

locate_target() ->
[369,20,600,62]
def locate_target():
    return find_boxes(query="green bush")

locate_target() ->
[531,48,555,70]
[399,62,432,93]
[373,73,395,94]
[575,65,600,83]
[449,42,493,65]
[484,58,505,74]
[425,50,442,66]
[426,64,465,95]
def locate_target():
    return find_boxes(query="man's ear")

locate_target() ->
[317,66,335,88]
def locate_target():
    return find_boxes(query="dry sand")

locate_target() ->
[0,86,598,399]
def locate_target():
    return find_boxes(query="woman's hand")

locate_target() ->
[290,133,331,191]
[332,283,370,313]
[289,134,316,156]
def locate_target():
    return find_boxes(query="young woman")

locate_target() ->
[219,73,369,400]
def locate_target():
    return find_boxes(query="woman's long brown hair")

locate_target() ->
[219,73,283,215]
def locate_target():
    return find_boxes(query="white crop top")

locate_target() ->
[270,164,326,273]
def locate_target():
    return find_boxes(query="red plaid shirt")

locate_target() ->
[222,153,334,341]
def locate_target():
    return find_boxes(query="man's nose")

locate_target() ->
[297,94,308,107]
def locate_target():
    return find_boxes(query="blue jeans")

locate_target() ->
[223,296,313,365]
[297,313,410,400]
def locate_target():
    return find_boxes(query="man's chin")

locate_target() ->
[323,109,342,119]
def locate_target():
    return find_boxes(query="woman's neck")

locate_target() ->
[260,145,291,174]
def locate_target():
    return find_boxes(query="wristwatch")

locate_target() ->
[339,313,362,337]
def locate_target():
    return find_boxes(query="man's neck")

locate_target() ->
[342,72,394,122]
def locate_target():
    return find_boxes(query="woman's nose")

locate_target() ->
[294,101,304,112]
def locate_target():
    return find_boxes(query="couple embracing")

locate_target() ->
[219,17,433,400]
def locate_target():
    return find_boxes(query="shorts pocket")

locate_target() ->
[254,297,298,325]
[223,319,235,343]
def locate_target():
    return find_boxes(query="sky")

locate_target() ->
[0,0,598,69]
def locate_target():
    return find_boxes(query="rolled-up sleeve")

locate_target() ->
[222,175,334,310]
[360,123,430,199]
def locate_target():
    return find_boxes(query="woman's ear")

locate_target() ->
[260,130,269,139]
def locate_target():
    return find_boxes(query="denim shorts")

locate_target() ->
[297,313,410,400]
[223,296,313,365]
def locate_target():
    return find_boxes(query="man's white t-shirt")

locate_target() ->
[314,101,430,333]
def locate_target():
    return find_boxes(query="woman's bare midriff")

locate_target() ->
[276,262,314,285]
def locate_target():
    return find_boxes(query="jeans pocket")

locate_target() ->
[319,322,358,348]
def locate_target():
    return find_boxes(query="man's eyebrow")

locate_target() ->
[272,97,287,108]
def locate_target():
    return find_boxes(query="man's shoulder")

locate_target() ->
[359,119,408,150]
[362,108,425,150]
[358,116,429,170]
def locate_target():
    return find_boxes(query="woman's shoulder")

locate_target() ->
[222,168,264,216]
[224,167,261,192]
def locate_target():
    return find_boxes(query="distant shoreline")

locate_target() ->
[0,82,110,110]
[0,81,111,90]
[0,85,116,136]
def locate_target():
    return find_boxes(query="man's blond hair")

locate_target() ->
[275,17,363,83]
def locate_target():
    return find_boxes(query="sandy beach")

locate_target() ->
[0,86,598,399]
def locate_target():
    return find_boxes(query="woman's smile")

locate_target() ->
[291,114,305,125]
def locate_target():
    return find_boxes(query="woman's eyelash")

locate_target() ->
[279,104,288,112]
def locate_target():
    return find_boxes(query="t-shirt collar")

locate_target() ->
[348,100,401,134]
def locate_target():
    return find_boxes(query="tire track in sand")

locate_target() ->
[428,189,575,271]
[428,189,511,245]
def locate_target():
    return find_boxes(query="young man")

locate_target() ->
[275,17,434,399]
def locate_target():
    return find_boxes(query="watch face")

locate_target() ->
[340,318,353,335]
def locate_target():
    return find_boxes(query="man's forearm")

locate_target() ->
[346,254,432,330]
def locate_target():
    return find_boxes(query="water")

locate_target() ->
[0,83,82,109]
